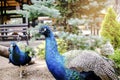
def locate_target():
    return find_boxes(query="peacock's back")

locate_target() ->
[65,50,118,80]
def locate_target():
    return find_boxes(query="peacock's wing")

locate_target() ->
[24,52,31,64]
[62,50,82,65]
[65,50,118,80]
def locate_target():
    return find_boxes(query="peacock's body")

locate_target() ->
[9,42,31,66]
[39,26,118,80]
[9,42,31,77]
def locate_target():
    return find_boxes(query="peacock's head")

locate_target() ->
[9,42,17,52]
[39,26,51,37]
[10,42,17,49]
[10,42,17,47]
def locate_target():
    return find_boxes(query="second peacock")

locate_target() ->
[9,42,31,78]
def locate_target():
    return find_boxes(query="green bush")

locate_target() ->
[36,39,68,59]
[109,49,120,68]
[57,39,68,54]
[56,31,106,50]
[100,7,120,49]
[35,41,45,59]
[17,42,35,57]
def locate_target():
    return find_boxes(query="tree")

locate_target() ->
[15,0,60,27]
[56,0,111,31]
[100,7,120,49]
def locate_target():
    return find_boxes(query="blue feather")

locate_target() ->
[39,26,101,80]
[9,42,31,66]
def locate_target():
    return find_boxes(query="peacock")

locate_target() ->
[9,42,31,78]
[39,26,119,80]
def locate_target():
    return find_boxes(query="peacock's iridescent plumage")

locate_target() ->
[39,26,118,80]
[9,42,31,66]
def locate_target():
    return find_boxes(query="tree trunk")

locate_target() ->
[0,45,9,58]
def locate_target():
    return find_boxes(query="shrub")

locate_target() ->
[17,42,35,57]
[35,41,45,59]
[100,7,120,49]
[36,39,68,59]
[56,31,106,50]
[109,49,120,68]
[57,39,68,54]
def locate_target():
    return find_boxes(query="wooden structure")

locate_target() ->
[0,0,31,41]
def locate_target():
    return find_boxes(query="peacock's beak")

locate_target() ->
[8,48,10,52]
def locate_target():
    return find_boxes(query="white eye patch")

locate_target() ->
[10,44,13,48]
[10,44,13,49]
[43,28,46,32]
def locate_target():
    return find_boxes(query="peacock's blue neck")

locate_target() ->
[13,46,20,54]
[11,45,21,59]
[45,32,64,64]
[45,35,59,56]
[45,32,66,80]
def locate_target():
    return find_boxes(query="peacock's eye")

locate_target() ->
[41,28,47,33]
[10,45,13,48]
[43,28,47,32]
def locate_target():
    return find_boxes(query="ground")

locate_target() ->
[0,41,55,80]
[0,56,55,80]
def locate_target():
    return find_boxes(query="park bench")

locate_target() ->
[0,23,30,41]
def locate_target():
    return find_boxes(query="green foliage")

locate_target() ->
[28,23,41,40]
[67,18,85,34]
[15,0,60,21]
[35,41,45,59]
[100,7,120,49]
[56,31,107,51]
[67,18,85,26]
[36,39,68,58]
[31,0,55,7]
[17,42,35,57]
[57,39,68,54]
[109,49,120,68]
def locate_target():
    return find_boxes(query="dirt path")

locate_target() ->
[0,56,55,80]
